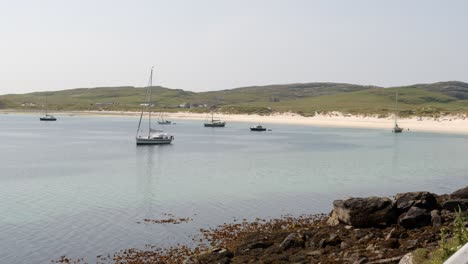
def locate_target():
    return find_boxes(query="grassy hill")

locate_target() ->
[1,81,468,116]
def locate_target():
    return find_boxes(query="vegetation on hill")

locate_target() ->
[1,81,468,116]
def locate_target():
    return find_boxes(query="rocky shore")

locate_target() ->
[187,186,468,264]
[54,186,468,264]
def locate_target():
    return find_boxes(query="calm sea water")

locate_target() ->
[1,114,467,263]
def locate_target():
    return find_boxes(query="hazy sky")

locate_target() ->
[1,0,468,95]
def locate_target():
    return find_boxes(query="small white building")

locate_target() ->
[20,102,37,107]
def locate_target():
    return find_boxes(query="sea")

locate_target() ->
[1,113,467,263]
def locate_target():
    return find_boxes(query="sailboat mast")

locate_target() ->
[45,95,48,115]
[148,67,153,137]
[394,90,399,125]
[136,68,153,137]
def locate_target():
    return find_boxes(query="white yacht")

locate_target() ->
[136,67,174,145]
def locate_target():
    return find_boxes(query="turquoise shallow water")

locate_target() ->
[0,114,467,263]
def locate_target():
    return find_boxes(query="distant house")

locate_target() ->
[190,103,208,108]
[139,103,155,107]
[20,102,37,107]
[178,103,190,108]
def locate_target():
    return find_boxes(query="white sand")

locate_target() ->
[3,110,468,135]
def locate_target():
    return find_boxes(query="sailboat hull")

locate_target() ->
[204,122,226,127]
[136,136,173,145]
[40,117,57,121]
[393,128,403,133]
[250,127,267,131]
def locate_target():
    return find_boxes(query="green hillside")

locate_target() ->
[1,81,468,116]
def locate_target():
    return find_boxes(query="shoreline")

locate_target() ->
[61,186,468,264]
[2,109,468,135]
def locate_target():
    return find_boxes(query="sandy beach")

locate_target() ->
[3,109,468,135]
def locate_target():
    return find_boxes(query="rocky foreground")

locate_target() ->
[186,187,468,264]
[55,187,468,264]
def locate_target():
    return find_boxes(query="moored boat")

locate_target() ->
[158,113,172,125]
[204,111,226,127]
[392,90,403,133]
[250,125,267,131]
[136,67,174,145]
[40,114,57,121]
[158,120,172,125]
[136,129,174,145]
[393,124,403,133]
[40,95,57,121]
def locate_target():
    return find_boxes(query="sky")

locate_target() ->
[1,0,468,95]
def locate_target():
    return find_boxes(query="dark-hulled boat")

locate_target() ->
[250,125,267,131]
[393,90,403,133]
[40,95,57,121]
[204,112,226,127]
[40,114,57,121]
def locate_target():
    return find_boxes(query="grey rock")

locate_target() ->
[279,233,304,250]
[332,197,396,227]
[442,199,468,211]
[395,192,438,212]
[326,211,340,226]
[398,207,430,229]
[450,186,468,199]
[405,239,419,250]
[430,210,442,227]
[354,229,369,239]
[340,241,349,249]
[196,248,233,264]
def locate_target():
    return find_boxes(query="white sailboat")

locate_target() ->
[40,95,57,121]
[136,67,174,145]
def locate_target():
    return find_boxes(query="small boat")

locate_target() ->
[136,129,174,145]
[40,114,57,121]
[250,124,267,131]
[136,67,174,145]
[158,113,172,125]
[204,111,226,127]
[392,90,403,133]
[393,124,403,133]
[40,95,57,121]
[158,120,172,125]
